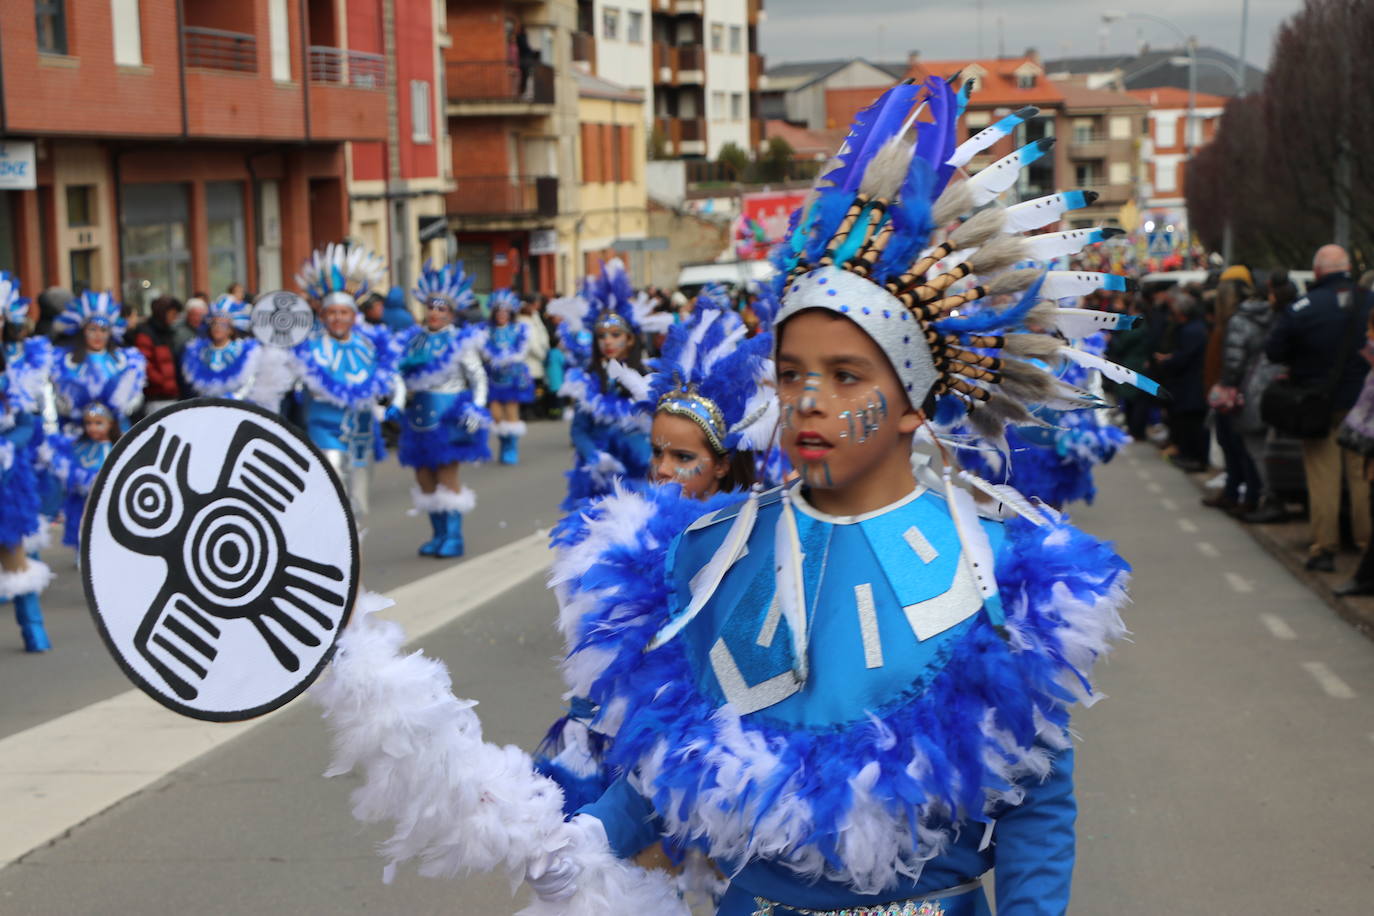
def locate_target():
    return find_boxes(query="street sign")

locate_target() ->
[0,142,37,190]
[529,228,557,255]
[417,215,448,242]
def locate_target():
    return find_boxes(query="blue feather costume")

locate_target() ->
[483,321,535,403]
[396,323,491,468]
[181,294,261,399]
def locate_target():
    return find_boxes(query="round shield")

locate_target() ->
[251,290,315,349]
[83,399,360,722]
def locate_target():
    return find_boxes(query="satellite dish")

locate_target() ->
[83,399,359,721]
[251,290,315,349]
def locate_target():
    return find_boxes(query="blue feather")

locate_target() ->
[935,274,1047,335]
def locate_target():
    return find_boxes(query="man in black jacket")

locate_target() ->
[1154,289,1210,471]
[1265,244,1374,571]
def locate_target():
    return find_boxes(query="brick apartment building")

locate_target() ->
[0,0,391,309]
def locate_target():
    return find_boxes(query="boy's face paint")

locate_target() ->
[649,412,727,500]
[776,311,916,496]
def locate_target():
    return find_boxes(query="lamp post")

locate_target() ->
[1102,10,1196,157]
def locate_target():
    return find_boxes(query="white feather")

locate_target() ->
[1057,346,1141,390]
[956,470,1049,526]
[941,470,999,603]
[604,359,652,404]
[773,490,809,683]
[1002,192,1079,234]
[1046,307,1132,339]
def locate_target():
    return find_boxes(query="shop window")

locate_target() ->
[66,185,97,228]
[36,0,67,55]
[455,242,493,293]
[0,194,15,274]
[121,182,191,309]
[69,249,95,296]
[206,182,246,297]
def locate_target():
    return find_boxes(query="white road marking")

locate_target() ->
[1160,497,1178,511]
[1260,613,1297,640]
[1301,662,1356,699]
[1146,482,1163,494]
[0,531,554,870]
[1197,542,1220,558]
[1224,572,1254,594]
[1136,468,1152,481]
[1177,518,1198,533]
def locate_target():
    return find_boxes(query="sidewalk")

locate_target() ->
[1164,453,1374,640]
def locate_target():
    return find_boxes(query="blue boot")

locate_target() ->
[435,510,465,558]
[499,434,520,465]
[418,512,444,556]
[15,593,50,653]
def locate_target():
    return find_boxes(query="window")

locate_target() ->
[712,91,726,120]
[206,182,246,299]
[729,25,742,53]
[0,194,15,274]
[963,110,989,140]
[66,185,96,228]
[269,0,291,80]
[69,249,95,296]
[1156,158,1178,193]
[730,92,743,121]
[627,10,643,43]
[1016,72,1036,89]
[1108,115,1131,140]
[1154,113,1178,148]
[120,182,191,309]
[602,7,619,40]
[36,0,67,55]
[1108,161,1131,186]
[1073,163,1098,187]
[711,23,723,52]
[1072,120,1095,143]
[410,80,433,143]
[582,123,604,182]
[455,242,492,293]
[111,0,142,66]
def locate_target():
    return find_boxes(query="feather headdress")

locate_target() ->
[297,242,387,309]
[206,293,251,332]
[647,286,777,455]
[53,290,126,340]
[412,260,478,313]
[571,259,674,339]
[773,77,1156,435]
[488,287,521,317]
[0,272,30,327]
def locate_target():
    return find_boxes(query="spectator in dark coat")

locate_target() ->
[1106,295,1155,439]
[1265,244,1374,570]
[1154,288,1210,471]
[1203,267,1269,514]
[130,296,183,416]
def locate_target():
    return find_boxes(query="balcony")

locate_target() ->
[445,61,555,116]
[676,45,704,83]
[573,31,596,69]
[654,116,706,156]
[747,0,765,22]
[309,47,386,89]
[447,176,559,221]
[183,27,257,73]
[749,52,764,88]
[1068,135,1109,159]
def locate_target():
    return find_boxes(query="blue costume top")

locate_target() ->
[0,372,42,547]
[52,347,146,433]
[553,481,1129,915]
[292,324,398,457]
[396,323,490,468]
[483,321,535,403]
[49,432,111,548]
[560,366,651,511]
[181,337,261,399]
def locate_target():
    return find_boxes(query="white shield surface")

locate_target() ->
[251,290,315,349]
[83,399,359,721]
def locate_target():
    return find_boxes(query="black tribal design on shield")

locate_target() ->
[107,421,348,700]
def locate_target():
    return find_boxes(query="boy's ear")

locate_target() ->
[897,407,926,435]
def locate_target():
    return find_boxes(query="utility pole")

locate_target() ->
[1334,0,1351,249]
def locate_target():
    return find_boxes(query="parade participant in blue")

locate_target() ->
[0,274,55,652]
[555,259,673,511]
[482,288,535,465]
[293,243,400,525]
[51,290,147,433]
[180,293,262,399]
[538,285,780,812]
[397,261,490,559]
[49,401,117,554]
[306,79,1159,915]
[1,273,60,551]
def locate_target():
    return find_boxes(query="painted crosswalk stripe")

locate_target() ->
[1197,542,1220,559]
[1177,518,1198,533]
[1224,572,1254,594]
[1160,497,1178,511]
[1146,482,1163,494]
[1301,662,1356,699]
[1260,613,1297,640]
[1136,468,1152,481]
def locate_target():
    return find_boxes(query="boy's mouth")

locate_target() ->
[794,430,833,462]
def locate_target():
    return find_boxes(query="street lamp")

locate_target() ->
[1102,10,1196,158]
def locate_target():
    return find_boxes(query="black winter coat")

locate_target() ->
[1265,272,1373,411]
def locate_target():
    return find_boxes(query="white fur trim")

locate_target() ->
[494,420,528,437]
[22,517,53,554]
[409,485,476,515]
[311,595,687,914]
[0,559,55,599]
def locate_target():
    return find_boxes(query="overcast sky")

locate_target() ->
[760,0,1306,70]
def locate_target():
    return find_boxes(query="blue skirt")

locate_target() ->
[398,391,491,469]
[0,446,42,547]
[489,362,535,404]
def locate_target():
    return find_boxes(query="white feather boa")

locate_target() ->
[312,594,687,915]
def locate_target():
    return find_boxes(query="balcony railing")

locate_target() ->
[573,31,596,65]
[678,45,704,72]
[309,47,386,89]
[446,61,554,105]
[183,27,257,73]
[447,176,559,218]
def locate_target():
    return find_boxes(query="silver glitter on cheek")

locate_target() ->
[799,372,821,412]
[838,410,852,440]
[781,404,796,430]
[674,462,706,480]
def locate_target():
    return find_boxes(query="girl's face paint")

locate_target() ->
[425,301,453,331]
[84,323,111,353]
[84,412,115,442]
[776,312,915,497]
[649,412,728,500]
[597,326,631,360]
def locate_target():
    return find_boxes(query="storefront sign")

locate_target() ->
[529,229,557,256]
[0,142,37,190]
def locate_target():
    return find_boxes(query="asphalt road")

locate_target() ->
[3,440,1374,914]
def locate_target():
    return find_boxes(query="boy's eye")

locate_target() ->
[779,369,801,383]
[836,370,858,384]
